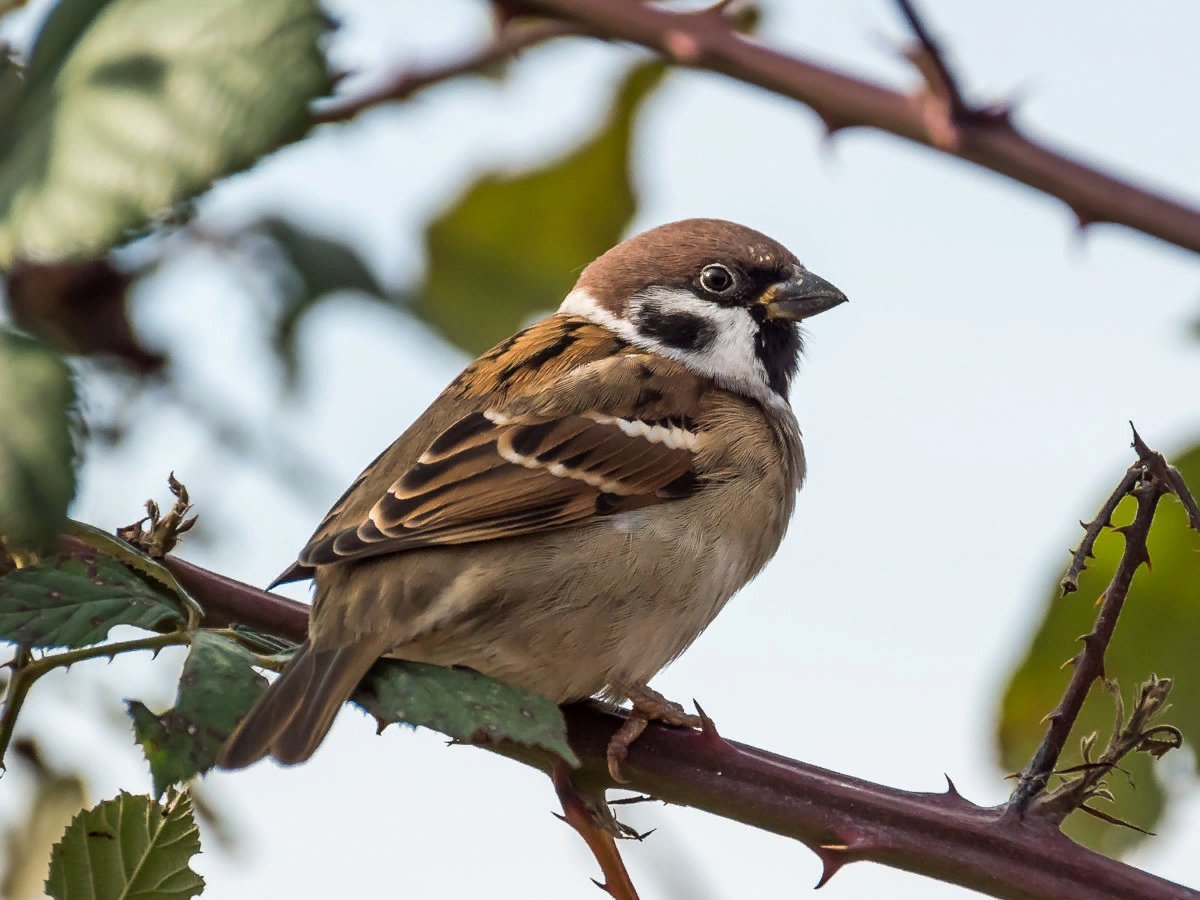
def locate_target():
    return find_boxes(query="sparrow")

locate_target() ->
[219,218,846,776]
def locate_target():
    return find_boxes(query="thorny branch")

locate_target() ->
[1060,462,1141,595]
[552,764,642,900]
[893,0,969,120]
[0,631,191,768]
[162,536,1198,899]
[1011,426,1200,812]
[312,20,586,125]
[506,0,1200,255]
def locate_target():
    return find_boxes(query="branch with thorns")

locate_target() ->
[501,0,1200,254]
[155,429,1200,900]
[1011,425,1200,812]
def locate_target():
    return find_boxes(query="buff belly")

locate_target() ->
[311,477,791,704]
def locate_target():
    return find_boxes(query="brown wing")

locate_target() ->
[298,351,708,567]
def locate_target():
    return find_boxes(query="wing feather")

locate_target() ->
[292,332,711,570]
[302,411,702,565]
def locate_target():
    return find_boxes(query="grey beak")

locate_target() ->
[760,270,849,322]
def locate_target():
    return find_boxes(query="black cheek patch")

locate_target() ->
[636,307,716,353]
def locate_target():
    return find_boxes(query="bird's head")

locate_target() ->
[561,218,847,405]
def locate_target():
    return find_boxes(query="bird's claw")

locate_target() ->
[605,685,705,782]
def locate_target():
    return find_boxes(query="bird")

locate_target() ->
[218,218,847,777]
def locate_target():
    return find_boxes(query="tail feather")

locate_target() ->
[218,639,384,769]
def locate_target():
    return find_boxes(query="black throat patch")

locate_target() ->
[755,319,802,396]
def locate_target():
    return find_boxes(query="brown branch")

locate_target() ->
[893,0,969,119]
[1060,462,1142,595]
[161,554,1198,899]
[507,0,1200,255]
[1132,427,1200,533]
[312,20,586,125]
[552,765,641,900]
[1011,429,1180,811]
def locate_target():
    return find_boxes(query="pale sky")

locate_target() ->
[5,1,1200,897]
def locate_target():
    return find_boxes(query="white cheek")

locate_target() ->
[559,287,785,408]
[633,287,777,406]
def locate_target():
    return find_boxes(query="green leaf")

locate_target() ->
[128,631,267,797]
[45,791,204,900]
[67,520,203,625]
[997,444,1200,855]
[253,217,387,385]
[0,0,332,266]
[414,62,665,354]
[0,329,76,550]
[355,659,579,767]
[1,742,87,900]
[0,550,184,648]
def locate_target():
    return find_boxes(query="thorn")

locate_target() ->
[943,774,960,797]
[1059,654,1078,670]
[1071,205,1107,232]
[816,111,852,142]
[552,811,569,824]
[1129,421,1148,456]
[635,828,656,841]
[590,877,614,896]
[813,844,848,889]
[373,716,388,735]
[693,700,735,754]
[609,794,655,806]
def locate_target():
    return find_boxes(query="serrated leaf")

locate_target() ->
[414,62,664,354]
[45,791,204,900]
[997,445,1200,855]
[0,550,183,648]
[355,659,578,767]
[0,329,76,550]
[129,631,268,796]
[0,0,333,266]
[67,520,202,623]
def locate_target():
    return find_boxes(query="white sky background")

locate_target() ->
[6,1,1200,897]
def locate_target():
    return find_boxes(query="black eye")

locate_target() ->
[699,264,735,295]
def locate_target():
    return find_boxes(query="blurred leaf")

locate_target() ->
[1,740,88,900]
[45,791,204,900]
[186,782,240,856]
[0,329,76,550]
[253,217,387,384]
[0,550,183,648]
[0,0,333,266]
[6,258,164,372]
[355,658,579,767]
[415,61,664,353]
[128,632,267,797]
[997,444,1200,855]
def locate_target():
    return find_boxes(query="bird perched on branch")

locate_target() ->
[219,218,846,777]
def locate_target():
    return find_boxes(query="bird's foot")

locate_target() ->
[607,684,703,783]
